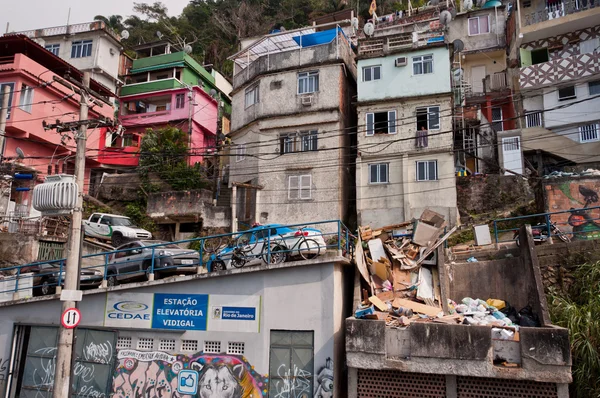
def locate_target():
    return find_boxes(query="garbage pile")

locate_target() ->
[354,209,457,326]
[543,168,600,179]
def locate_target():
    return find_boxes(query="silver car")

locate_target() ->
[107,240,199,286]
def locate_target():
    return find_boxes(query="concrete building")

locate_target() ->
[447,3,515,174]
[355,10,458,227]
[8,21,123,95]
[0,253,352,398]
[500,1,600,175]
[346,227,572,397]
[227,26,357,231]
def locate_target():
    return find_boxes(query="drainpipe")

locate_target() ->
[231,186,237,233]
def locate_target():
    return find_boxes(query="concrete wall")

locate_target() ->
[456,174,534,215]
[542,82,600,131]
[357,47,452,102]
[0,258,350,397]
[447,8,507,52]
[0,234,39,268]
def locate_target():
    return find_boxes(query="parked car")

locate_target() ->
[107,241,199,286]
[24,262,103,296]
[84,213,152,247]
[207,224,326,271]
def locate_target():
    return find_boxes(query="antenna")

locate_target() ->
[15,147,25,159]
[184,44,193,54]
[121,30,130,40]
[363,22,375,37]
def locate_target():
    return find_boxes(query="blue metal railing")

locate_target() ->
[0,219,355,299]
[492,205,600,244]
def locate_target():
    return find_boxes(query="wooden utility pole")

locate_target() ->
[52,72,89,398]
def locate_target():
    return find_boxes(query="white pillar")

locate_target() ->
[231,186,237,233]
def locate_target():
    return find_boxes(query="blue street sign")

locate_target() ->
[152,293,209,330]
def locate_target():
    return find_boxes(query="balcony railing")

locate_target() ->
[525,111,543,128]
[358,30,445,57]
[520,52,600,89]
[487,71,508,91]
[9,21,121,41]
[523,0,597,26]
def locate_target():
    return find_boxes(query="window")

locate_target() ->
[468,16,490,35]
[227,342,245,355]
[288,175,311,200]
[204,341,221,353]
[413,55,433,75]
[589,80,600,96]
[122,134,139,147]
[71,40,93,58]
[558,86,576,101]
[116,337,132,349]
[298,71,319,94]
[280,131,318,153]
[90,214,101,223]
[181,340,198,351]
[137,338,154,350]
[99,216,113,225]
[19,84,34,113]
[236,144,246,162]
[416,106,440,131]
[491,107,503,131]
[531,48,549,65]
[368,163,389,184]
[363,65,381,82]
[268,330,314,398]
[45,44,60,56]
[159,339,176,351]
[579,124,600,143]
[175,93,185,109]
[416,160,438,181]
[580,38,600,54]
[366,111,397,135]
[0,83,15,119]
[245,84,259,108]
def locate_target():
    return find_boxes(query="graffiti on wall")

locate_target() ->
[546,180,600,240]
[314,358,333,398]
[112,350,267,398]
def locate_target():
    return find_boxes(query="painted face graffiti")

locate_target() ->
[196,364,243,398]
[314,358,333,398]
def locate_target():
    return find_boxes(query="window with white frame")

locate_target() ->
[368,163,389,184]
[416,106,440,130]
[19,84,34,113]
[71,40,93,58]
[579,123,600,143]
[45,44,60,56]
[468,16,490,35]
[288,175,311,200]
[175,93,185,109]
[236,144,246,162]
[366,111,397,135]
[245,84,259,108]
[413,55,433,75]
[558,85,576,101]
[298,71,319,94]
[416,160,438,181]
[0,83,15,120]
[589,80,600,96]
[280,131,318,153]
[363,65,381,82]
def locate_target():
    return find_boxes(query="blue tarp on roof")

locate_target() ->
[292,27,348,48]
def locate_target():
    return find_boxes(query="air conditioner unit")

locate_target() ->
[395,57,407,67]
[301,96,313,106]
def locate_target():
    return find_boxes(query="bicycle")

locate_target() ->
[275,226,322,261]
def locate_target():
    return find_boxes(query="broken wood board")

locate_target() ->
[391,298,441,317]
[416,226,458,266]
[376,291,395,302]
[368,239,389,266]
[417,267,434,302]
[393,268,412,291]
[369,296,389,312]
[433,315,464,324]
[372,261,389,281]
[432,267,441,304]
[354,235,371,283]
[420,208,446,228]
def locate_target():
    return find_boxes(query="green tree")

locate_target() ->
[94,15,125,32]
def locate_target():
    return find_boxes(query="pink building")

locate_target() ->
[0,35,115,195]
[99,87,218,167]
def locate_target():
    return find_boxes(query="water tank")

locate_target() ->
[33,174,78,215]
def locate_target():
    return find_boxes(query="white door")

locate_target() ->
[502,137,523,175]
[471,66,486,93]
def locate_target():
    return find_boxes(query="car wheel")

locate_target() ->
[111,233,125,247]
[106,275,118,287]
[212,261,226,272]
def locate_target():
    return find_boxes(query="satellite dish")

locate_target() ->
[429,0,440,5]
[156,30,163,39]
[209,88,217,98]
[351,17,359,33]
[363,22,375,37]
[15,147,25,159]
[450,7,458,18]
[463,0,474,10]
[439,10,452,26]
[184,44,193,54]
[453,39,464,53]
[121,30,130,40]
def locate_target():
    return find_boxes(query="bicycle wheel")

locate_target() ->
[261,243,287,265]
[231,250,246,268]
[236,232,259,253]
[202,237,222,253]
[299,239,320,260]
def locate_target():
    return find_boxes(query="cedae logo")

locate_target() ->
[108,301,151,320]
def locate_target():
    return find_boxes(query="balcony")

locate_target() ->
[522,0,598,26]
[520,52,600,89]
[119,78,184,97]
[358,30,445,57]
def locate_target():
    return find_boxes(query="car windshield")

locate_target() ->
[141,241,181,249]
[111,217,134,227]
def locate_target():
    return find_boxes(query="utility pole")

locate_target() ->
[52,72,89,398]
[0,85,11,163]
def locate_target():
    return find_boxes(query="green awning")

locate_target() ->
[129,61,185,74]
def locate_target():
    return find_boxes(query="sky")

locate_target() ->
[1,0,190,33]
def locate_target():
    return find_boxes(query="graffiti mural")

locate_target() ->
[314,358,333,398]
[546,180,600,240]
[112,350,268,398]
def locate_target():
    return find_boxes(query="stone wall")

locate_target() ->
[0,234,39,268]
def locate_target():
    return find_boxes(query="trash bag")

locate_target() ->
[518,305,541,327]
[500,301,519,325]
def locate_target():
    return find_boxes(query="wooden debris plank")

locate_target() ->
[416,226,458,266]
[369,296,389,312]
[354,235,371,283]
[376,291,395,302]
[391,298,441,317]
